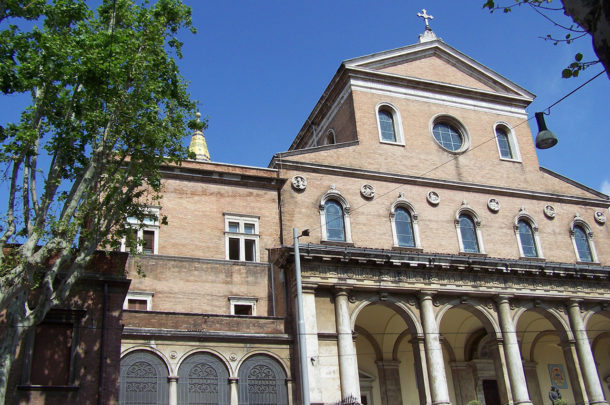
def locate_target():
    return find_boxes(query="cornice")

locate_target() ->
[160,166,286,190]
[274,160,610,207]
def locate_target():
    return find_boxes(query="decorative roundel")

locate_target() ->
[544,204,556,219]
[291,175,307,191]
[360,184,375,199]
[594,210,607,224]
[487,198,500,213]
[427,191,440,206]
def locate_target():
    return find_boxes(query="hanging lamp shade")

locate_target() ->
[535,112,558,149]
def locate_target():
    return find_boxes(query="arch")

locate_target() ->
[350,294,424,337]
[454,202,485,254]
[237,354,288,405]
[435,299,501,339]
[390,193,422,249]
[178,348,233,376]
[355,325,383,361]
[494,121,521,161]
[121,345,173,375]
[376,102,404,144]
[119,350,170,405]
[177,351,230,405]
[513,303,573,343]
[569,215,598,262]
[319,186,352,243]
[528,330,557,361]
[514,208,544,258]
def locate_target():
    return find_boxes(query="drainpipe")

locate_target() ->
[97,282,108,405]
[294,228,310,405]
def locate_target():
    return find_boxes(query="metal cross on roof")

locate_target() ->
[417,9,434,29]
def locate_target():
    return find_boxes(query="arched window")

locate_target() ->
[319,186,352,243]
[517,220,538,257]
[120,351,169,405]
[177,352,230,405]
[324,129,336,145]
[325,200,345,242]
[389,194,421,249]
[376,103,404,144]
[459,214,479,253]
[395,208,414,247]
[574,226,592,261]
[455,204,484,254]
[494,123,521,161]
[237,355,288,405]
[378,109,396,142]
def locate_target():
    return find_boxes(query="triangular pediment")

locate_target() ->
[344,40,534,100]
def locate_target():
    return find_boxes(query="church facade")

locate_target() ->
[117,24,610,405]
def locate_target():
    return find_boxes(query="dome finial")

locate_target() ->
[188,111,210,162]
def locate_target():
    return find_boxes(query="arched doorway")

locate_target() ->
[353,301,423,405]
[438,304,505,405]
[516,309,574,405]
[119,350,169,405]
[237,354,288,405]
[177,352,230,405]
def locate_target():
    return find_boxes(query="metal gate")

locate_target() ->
[119,350,169,405]
[178,352,230,405]
[238,354,287,405]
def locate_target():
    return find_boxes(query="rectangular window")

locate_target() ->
[224,214,259,262]
[20,309,84,387]
[229,297,258,316]
[123,291,154,311]
[120,207,160,254]
[30,322,73,386]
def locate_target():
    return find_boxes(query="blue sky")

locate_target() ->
[1,1,609,196]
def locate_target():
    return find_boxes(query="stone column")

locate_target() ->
[286,378,294,405]
[496,296,532,405]
[229,377,239,405]
[376,360,402,405]
[334,288,360,401]
[561,339,589,405]
[419,292,451,405]
[411,336,432,405]
[567,300,608,405]
[523,361,543,405]
[168,375,178,405]
[302,284,322,403]
[450,362,475,405]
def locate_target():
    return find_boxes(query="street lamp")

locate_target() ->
[293,228,310,405]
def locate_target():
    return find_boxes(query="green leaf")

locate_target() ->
[562,68,573,78]
[575,53,583,61]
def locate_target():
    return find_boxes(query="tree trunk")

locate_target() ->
[562,0,610,79]
[0,294,27,405]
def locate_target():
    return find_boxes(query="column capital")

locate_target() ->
[167,375,179,382]
[568,298,584,306]
[496,294,514,303]
[334,286,352,297]
[302,283,318,293]
[419,290,437,300]
[229,376,239,384]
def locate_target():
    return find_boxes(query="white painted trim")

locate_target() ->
[430,114,471,154]
[350,78,529,118]
[229,296,258,316]
[123,291,154,311]
[494,121,522,162]
[375,102,405,146]
[121,207,160,254]
[224,214,260,262]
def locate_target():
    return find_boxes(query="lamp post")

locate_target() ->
[293,227,310,405]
